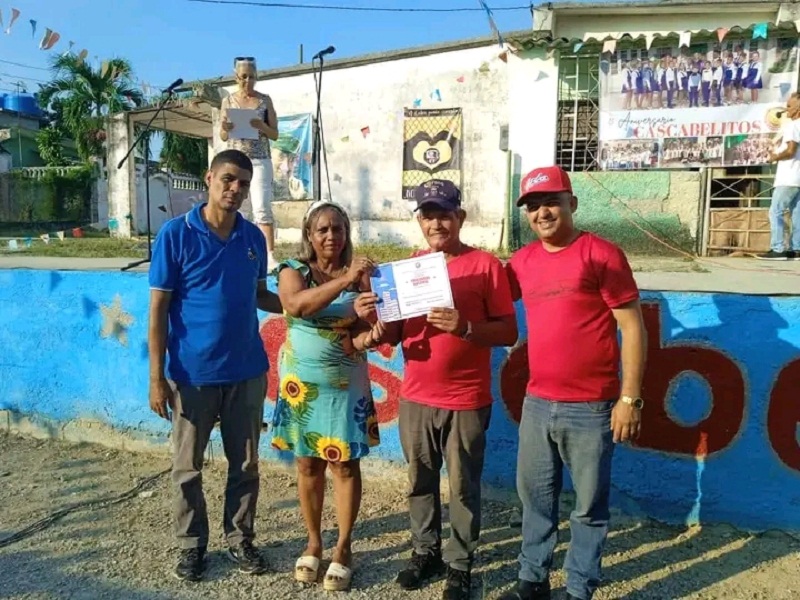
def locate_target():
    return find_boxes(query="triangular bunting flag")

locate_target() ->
[456,75,465,83]
[753,23,767,39]
[5,8,20,35]
[44,30,60,50]
[602,39,616,54]
[478,0,504,48]
[77,49,88,63]
[56,231,65,241]
[7,239,17,251]
[679,31,691,48]
[360,126,370,138]
[430,89,442,101]
[644,34,655,50]
[717,27,729,42]
[101,60,109,78]
[546,48,555,59]
[498,50,508,63]
[38,27,52,49]
[29,19,35,37]
[574,42,584,53]
[23,237,32,248]
[40,233,50,245]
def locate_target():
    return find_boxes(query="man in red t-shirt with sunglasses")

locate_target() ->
[356,179,517,600]
[499,167,647,600]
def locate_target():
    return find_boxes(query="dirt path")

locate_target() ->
[0,432,798,599]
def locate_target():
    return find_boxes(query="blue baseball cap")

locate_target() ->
[413,179,461,212]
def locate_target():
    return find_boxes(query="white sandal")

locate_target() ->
[323,561,353,592]
[294,555,320,584]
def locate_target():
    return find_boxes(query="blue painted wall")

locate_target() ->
[1,268,799,531]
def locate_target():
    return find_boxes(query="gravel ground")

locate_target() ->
[1,431,799,600]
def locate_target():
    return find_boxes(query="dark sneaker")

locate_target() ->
[498,579,552,600]
[755,250,792,261]
[442,567,471,600]
[789,251,799,260]
[396,552,446,590]
[174,547,206,582]
[227,540,268,575]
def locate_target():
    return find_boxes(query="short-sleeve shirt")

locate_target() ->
[149,203,269,385]
[507,232,639,401]
[774,118,800,187]
[400,247,515,411]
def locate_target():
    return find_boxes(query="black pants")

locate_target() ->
[399,400,491,572]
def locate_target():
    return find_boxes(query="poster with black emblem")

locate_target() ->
[402,108,463,200]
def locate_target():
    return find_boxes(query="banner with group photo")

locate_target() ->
[402,108,462,200]
[271,113,313,201]
[598,36,800,170]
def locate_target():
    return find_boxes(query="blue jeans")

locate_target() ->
[516,396,615,600]
[769,186,800,252]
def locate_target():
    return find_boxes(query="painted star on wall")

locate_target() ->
[99,294,134,346]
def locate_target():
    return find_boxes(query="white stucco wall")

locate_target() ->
[212,44,548,248]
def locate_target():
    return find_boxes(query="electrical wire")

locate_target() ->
[187,0,531,12]
[0,467,170,549]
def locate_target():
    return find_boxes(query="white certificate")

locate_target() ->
[369,252,454,322]
[226,108,260,140]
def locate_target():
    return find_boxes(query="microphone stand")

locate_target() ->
[118,88,176,272]
[312,55,332,202]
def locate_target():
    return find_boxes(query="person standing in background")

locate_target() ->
[759,93,800,260]
[219,56,279,268]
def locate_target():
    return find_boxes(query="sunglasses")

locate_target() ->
[234,56,255,63]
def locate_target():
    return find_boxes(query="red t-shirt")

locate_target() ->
[400,247,515,410]
[507,232,639,401]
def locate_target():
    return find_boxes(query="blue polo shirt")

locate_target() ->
[149,203,269,385]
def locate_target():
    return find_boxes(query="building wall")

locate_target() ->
[511,171,702,253]
[2,268,800,531]
[212,45,544,248]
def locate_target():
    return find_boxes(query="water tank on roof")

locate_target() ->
[4,93,41,117]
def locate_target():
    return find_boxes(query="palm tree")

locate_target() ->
[160,132,209,179]
[38,55,144,161]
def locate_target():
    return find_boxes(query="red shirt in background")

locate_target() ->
[507,232,640,402]
[400,247,515,411]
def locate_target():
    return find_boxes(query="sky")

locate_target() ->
[0,0,543,97]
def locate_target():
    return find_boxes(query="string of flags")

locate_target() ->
[592,22,783,56]
[4,226,91,252]
[0,6,160,100]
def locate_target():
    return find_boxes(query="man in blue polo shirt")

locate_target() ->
[148,148,282,582]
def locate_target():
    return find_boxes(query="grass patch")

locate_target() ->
[0,237,146,258]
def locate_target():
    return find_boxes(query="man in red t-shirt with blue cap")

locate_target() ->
[356,178,517,600]
[499,166,647,600]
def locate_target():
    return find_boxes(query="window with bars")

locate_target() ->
[555,54,600,172]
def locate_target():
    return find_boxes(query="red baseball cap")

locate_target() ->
[515,166,573,206]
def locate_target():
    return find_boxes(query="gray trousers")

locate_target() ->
[399,400,491,572]
[171,376,266,550]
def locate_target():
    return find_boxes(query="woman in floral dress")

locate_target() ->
[272,200,383,591]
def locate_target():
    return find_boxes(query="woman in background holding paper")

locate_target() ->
[271,200,384,591]
[219,56,279,266]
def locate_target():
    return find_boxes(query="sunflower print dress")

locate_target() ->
[271,259,380,462]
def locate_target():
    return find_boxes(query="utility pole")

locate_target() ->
[15,81,22,167]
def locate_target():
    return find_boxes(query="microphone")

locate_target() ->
[164,78,184,94]
[313,46,335,60]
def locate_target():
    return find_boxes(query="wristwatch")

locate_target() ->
[460,320,473,341]
[620,395,644,409]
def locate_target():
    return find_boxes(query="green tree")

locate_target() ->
[38,55,144,161]
[160,132,209,179]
